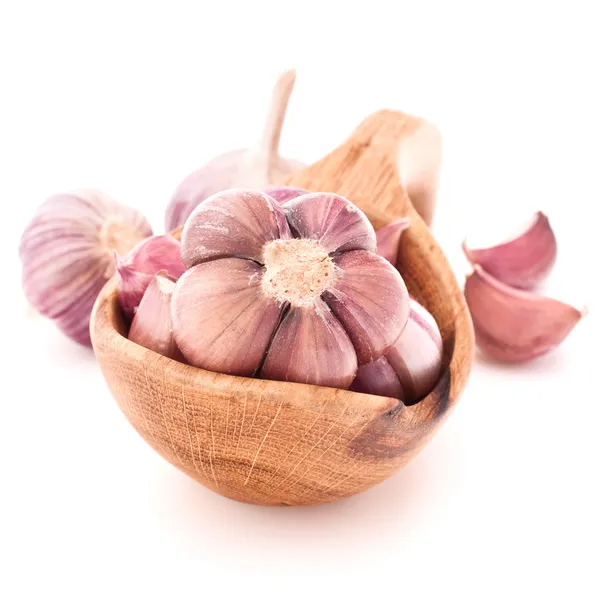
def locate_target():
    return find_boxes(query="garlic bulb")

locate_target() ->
[462,211,557,289]
[115,235,186,319]
[464,265,584,363]
[128,272,184,361]
[165,70,304,230]
[352,298,443,403]
[20,190,152,346]
[172,190,410,388]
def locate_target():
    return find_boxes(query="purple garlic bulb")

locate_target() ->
[19,189,152,346]
[171,190,410,389]
[165,70,304,231]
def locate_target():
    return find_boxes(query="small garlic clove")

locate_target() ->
[260,298,358,388]
[375,218,410,265]
[323,250,409,364]
[462,211,557,289]
[115,235,186,319]
[180,190,291,268]
[385,299,443,401]
[283,192,377,253]
[351,299,442,403]
[171,257,284,376]
[263,186,310,204]
[464,265,584,363]
[128,272,184,361]
[351,357,406,401]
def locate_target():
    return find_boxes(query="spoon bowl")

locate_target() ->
[91,110,473,506]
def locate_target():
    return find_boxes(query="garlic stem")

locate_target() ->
[256,69,296,172]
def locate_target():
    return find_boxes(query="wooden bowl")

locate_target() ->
[91,110,473,506]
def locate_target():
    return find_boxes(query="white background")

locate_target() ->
[1,1,599,598]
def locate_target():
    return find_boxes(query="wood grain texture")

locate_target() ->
[90,109,473,506]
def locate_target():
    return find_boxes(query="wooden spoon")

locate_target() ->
[90,110,473,506]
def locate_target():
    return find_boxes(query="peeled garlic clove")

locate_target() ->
[284,192,377,253]
[463,211,557,289]
[128,272,184,361]
[20,190,151,346]
[351,299,442,402]
[261,299,358,388]
[181,190,291,268]
[464,265,584,362]
[165,70,304,230]
[171,257,284,376]
[263,186,310,204]
[351,357,406,401]
[376,218,410,265]
[323,250,409,364]
[115,235,186,319]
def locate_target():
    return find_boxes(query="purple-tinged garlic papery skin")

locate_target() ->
[128,272,185,361]
[263,186,310,204]
[19,189,152,347]
[464,265,584,363]
[172,190,409,388]
[352,299,443,403]
[375,218,410,266]
[462,211,557,290]
[115,235,186,319]
[165,70,304,230]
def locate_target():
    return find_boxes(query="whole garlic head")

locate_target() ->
[20,190,152,346]
[171,190,410,389]
[165,70,304,231]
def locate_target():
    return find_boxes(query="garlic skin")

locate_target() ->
[376,218,410,265]
[115,235,186,319]
[165,70,304,230]
[128,272,184,361]
[352,299,443,403]
[464,265,584,363]
[263,186,310,204]
[463,212,557,289]
[172,190,409,388]
[20,190,152,346]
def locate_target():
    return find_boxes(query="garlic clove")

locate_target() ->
[115,235,186,319]
[283,192,377,254]
[385,299,443,401]
[164,70,304,231]
[263,186,310,204]
[128,272,184,361]
[464,265,584,363]
[19,190,151,346]
[462,211,557,289]
[171,257,284,376]
[351,299,442,403]
[375,218,410,265]
[260,298,358,388]
[181,190,291,268]
[351,356,406,401]
[323,250,410,364]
